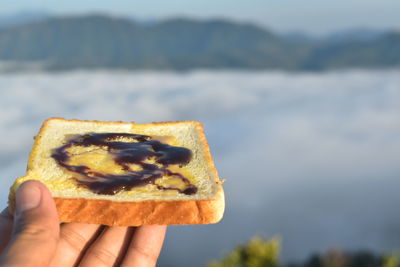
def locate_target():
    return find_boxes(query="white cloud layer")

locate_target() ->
[1,69,400,265]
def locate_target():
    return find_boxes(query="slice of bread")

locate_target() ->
[8,118,224,226]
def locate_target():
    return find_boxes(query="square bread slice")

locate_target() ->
[8,118,224,226]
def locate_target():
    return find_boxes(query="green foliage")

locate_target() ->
[299,250,383,267]
[207,237,280,267]
[382,253,399,267]
[208,238,400,267]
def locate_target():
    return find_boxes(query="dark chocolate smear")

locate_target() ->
[51,133,197,195]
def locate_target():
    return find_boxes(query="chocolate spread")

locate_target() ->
[51,133,197,195]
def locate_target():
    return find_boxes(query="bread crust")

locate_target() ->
[9,118,225,226]
[55,186,224,226]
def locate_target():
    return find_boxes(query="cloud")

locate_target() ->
[1,69,400,266]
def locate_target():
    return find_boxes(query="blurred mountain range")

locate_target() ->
[0,12,399,71]
[0,10,49,28]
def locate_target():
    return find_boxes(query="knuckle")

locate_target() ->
[89,247,118,266]
[60,227,88,252]
[132,245,158,264]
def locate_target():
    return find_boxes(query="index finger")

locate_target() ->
[0,207,13,252]
[120,225,167,267]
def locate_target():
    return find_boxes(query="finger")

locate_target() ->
[0,180,59,267]
[120,225,167,267]
[79,226,134,267]
[0,208,13,252]
[50,223,103,267]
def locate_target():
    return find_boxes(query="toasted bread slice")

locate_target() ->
[8,118,224,226]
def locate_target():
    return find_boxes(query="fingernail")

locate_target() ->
[16,182,42,214]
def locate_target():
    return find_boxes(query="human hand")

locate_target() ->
[0,180,167,267]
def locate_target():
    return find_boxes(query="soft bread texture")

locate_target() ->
[8,118,225,226]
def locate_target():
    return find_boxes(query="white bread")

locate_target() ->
[8,118,225,226]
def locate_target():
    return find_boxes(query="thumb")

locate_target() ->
[0,180,59,267]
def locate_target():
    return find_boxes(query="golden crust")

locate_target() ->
[8,183,225,226]
[54,187,224,226]
[9,118,225,226]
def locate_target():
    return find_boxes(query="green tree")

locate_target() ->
[382,253,399,267]
[207,237,280,267]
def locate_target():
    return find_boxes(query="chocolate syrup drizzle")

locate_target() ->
[51,133,198,195]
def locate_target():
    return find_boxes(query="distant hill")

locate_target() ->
[0,10,49,28]
[303,31,400,70]
[281,31,316,44]
[0,14,398,71]
[323,28,388,44]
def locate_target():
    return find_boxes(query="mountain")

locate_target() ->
[0,14,398,71]
[282,28,388,44]
[303,31,400,70]
[324,28,388,44]
[0,10,49,28]
[0,15,311,70]
[281,31,317,44]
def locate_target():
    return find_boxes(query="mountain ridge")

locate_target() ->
[0,14,398,71]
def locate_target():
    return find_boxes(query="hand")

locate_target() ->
[0,180,167,267]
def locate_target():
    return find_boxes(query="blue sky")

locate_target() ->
[0,0,400,34]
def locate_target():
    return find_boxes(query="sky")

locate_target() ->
[0,0,400,34]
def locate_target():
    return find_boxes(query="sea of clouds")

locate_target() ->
[1,69,400,266]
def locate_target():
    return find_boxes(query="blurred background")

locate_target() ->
[1,0,400,266]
